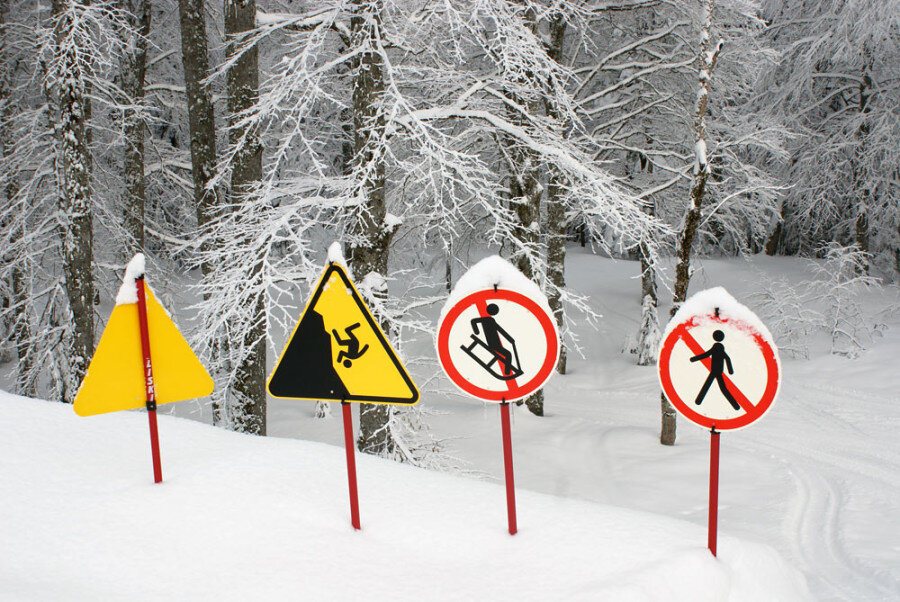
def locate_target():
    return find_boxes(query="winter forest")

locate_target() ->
[1,0,899,599]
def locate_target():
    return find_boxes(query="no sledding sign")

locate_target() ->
[437,288,559,403]
[658,288,781,431]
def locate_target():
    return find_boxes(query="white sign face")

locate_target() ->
[437,289,559,403]
[658,313,780,431]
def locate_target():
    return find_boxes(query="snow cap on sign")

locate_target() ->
[441,255,552,321]
[326,241,346,267]
[114,253,146,305]
[661,287,776,352]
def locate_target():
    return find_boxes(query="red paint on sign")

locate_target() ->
[658,315,779,430]
[437,289,558,402]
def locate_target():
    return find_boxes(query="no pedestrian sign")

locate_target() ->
[658,296,781,430]
[437,288,559,403]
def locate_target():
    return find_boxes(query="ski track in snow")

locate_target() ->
[750,384,900,600]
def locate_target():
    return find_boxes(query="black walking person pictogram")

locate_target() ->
[461,303,523,381]
[690,330,741,410]
[332,323,369,368]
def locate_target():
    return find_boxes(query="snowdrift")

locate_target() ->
[0,392,808,601]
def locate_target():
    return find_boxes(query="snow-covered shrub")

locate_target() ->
[625,294,661,365]
[751,244,885,359]
[812,244,882,357]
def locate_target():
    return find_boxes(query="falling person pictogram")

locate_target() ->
[332,323,369,368]
[690,329,741,410]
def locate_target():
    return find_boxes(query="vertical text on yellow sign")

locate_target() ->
[314,272,413,399]
[73,287,214,416]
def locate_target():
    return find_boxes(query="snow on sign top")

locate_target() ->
[658,288,781,431]
[115,253,147,305]
[437,257,559,403]
[440,255,553,321]
[75,258,214,416]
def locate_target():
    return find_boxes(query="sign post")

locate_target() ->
[135,275,163,483]
[658,288,781,556]
[708,427,720,555]
[268,262,419,530]
[74,254,215,483]
[499,401,517,535]
[437,285,559,535]
[341,402,361,530]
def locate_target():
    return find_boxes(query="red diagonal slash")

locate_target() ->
[475,299,519,392]
[680,331,755,413]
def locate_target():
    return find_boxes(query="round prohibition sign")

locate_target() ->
[437,289,559,402]
[658,315,780,430]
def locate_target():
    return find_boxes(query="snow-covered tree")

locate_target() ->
[190,0,658,450]
[759,0,900,273]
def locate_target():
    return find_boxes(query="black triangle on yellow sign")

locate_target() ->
[267,263,419,405]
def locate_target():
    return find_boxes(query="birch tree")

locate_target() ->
[661,0,722,446]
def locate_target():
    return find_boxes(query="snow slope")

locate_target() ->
[261,250,899,601]
[0,392,808,601]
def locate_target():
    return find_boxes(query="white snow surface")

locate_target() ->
[326,241,346,266]
[662,286,777,349]
[114,253,146,305]
[0,391,808,601]
[694,139,708,174]
[440,255,552,321]
[3,252,898,600]
[383,213,403,231]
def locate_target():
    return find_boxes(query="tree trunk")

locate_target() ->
[635,202,660,366]
[346,0,398,455]
[544,13,568,375]
[764,220,782,256]
[445,239,453,294]
[178,0,218,271]
[510,153,544,415]
[0,0,32,388]
[53,0,95,401]
[662,1,721,445]
[852,56,873,268]
[178,0,220,421]
[120,0,151,254]
[502,5,545,416]
[225,0,265,435]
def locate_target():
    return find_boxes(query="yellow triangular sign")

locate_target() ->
[74,273,214,416]
[267,263,419,405]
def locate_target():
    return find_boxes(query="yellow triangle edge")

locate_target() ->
[267,263,420,405]
[74,285,214,416]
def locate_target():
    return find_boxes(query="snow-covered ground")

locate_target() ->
[1,391,808,601]
[2,249,898,600]
[269,251,900,600]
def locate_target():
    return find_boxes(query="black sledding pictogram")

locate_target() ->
[690,329,740,410]
[461,303,524,381]
[332,323,369,368]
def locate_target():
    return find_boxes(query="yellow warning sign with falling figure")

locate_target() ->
[267,263,419,405]
[74,266,214,416]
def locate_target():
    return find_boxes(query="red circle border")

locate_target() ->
[437,289,559,402]
[658,315,780,431]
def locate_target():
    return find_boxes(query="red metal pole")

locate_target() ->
[135,276,163,484]
[500,402,517,535]
[708,427,720,556]
[341,402,361,530]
